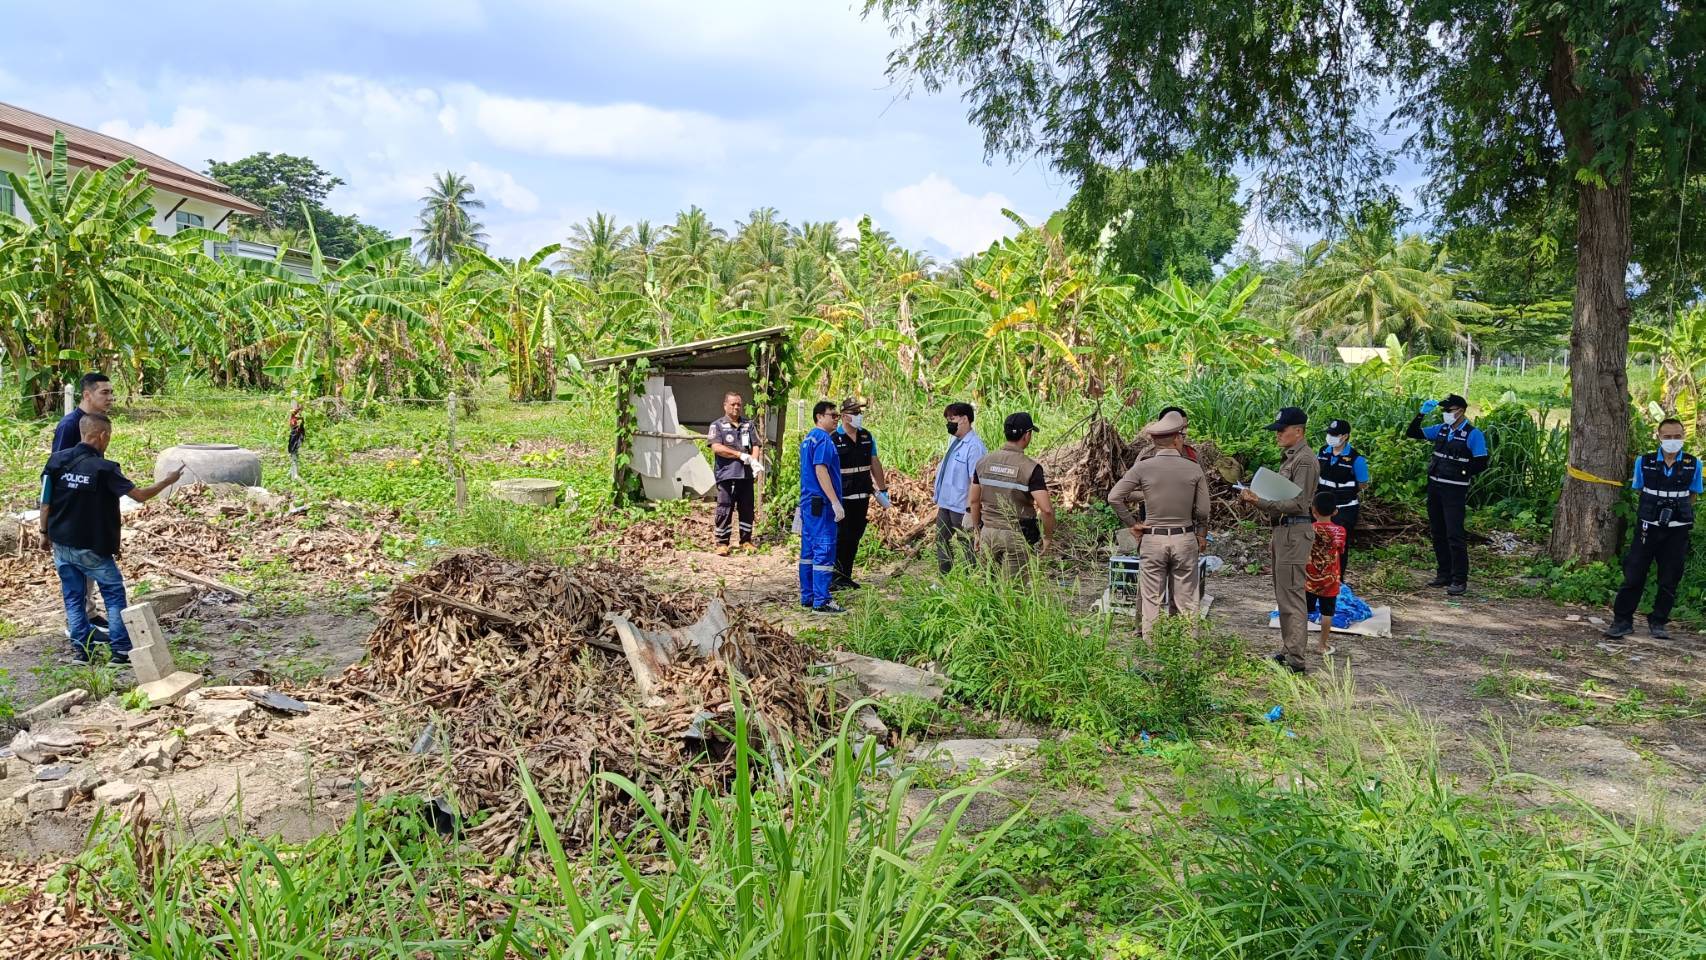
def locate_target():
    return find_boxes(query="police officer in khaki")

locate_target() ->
[1240,406,1321,673]
[968,412,1056,575]
[1106,410,1211,636]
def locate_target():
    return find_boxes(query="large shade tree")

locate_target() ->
[864,0,1706,564]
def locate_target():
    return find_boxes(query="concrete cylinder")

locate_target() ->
[156,443,262,491]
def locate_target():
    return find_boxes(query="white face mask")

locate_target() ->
[1661,438,1685,455]
[1326,434,1345,448]
[1442,410,1460,425]
[848,414,863,430]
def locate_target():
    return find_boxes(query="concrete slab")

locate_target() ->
[828,652,947,702]
[137,671,205,708]
[911,737,1040,772]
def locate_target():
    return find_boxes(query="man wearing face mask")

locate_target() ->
[1315,419,1369,579]
[1406,394,1488,595]
[830,396,891,591]
[932,402,987,574]
[1605,418,1700,640]
[798,401,847,614]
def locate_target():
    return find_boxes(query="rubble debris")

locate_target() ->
[245,689,310,716]
[826,651,947,702]
[911,737,1041,772]
[9,726,85,765]
[32,765,70,782]
[93,781,140,805]
[316,550,828,853]
[17,689,88,726]
[26,785,72,813]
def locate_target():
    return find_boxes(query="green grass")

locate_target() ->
[844,565,1247,737]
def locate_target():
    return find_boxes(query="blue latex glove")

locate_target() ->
[875,490,892,509]
[1265,705,1284,723]
[1419,399,1439,414]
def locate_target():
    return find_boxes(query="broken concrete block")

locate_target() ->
[69,765,105,796]
[93,781,140,805]
[27,784,72,813]
[17,688,88,726]
[139,737,184,772]
[488,478,566,507]
[9,725,86,764]
[136,671,205,708]
[1588,616,1606,626]
[828,652,947,702]
[190,698,256,724]
[101,747,143,776]
[1566,614,1583,622]
[33,765,70,782]
[122,602,175,684]
[137,586,197,619]
[911,737,1040,772]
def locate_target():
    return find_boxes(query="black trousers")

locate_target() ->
[1613,523,1691,626]
[714,478,754,545]
[834,496,871,582]
[1426,481,1469,584]
[1334,504,1359,580]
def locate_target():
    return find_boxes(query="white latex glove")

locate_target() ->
[739,452,753,466]
[875,490,891,509]
[832,501,846,523]
[961,512,976,530]
[751,459,766,476]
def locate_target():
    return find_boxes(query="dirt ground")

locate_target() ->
[5,520,1704,862]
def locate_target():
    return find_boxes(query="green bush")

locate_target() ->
[845,566,1241,736]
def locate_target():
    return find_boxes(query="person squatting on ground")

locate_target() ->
[1242,406,1321,674]
[1406,394,1488,596]
[39,414,182,662]
[829,396,891,591]
[708,391,764,555]
[1307,491,1347,658]
[1315,418,1367,580]
[53,372,114,453]
[796,401,846,614]
[968,412,1055,575]
[933,401,987,574]
[1106,409,1211,637]
[1605,418,1700,641]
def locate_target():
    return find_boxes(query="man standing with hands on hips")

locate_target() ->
[797,401,847,614]
[830,396,890,591]
[1107,410,1211,636]
[1605,418,1699,640]
[1241,407,1320,674]
[1406,394,1488,595]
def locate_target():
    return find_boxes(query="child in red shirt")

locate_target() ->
[1307,492,1346,657]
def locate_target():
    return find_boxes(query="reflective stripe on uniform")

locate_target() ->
[977,477,1032,493]
[1646,487,1691,498]
[1433,451,1469,462]
[1340,499,1360,508]
[840,465,871,474]
[1430,476,1469,486]
[1317,478,1358,488]
[843,492,869,500]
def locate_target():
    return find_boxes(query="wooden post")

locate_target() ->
[448,392,467,512]
[63,383,73,415]
[1462,333,1473,395]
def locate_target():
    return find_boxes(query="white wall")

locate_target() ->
[0,145,236,234]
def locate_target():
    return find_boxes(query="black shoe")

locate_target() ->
[812,601,848,615]
[1426,575,1451,587]
[1446,583,1467,596]
[1603,620,1634,638]
[1270,652,1305,675]
[1650,623,1672,640]
[831,577,862,592]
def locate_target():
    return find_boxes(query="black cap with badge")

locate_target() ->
[1004,412,1039,441]
[1264,406,1307,431]
[1326,418,1351,435]
[1439,394,1468,411]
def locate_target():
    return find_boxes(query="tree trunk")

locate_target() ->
[1547,178,1632,563]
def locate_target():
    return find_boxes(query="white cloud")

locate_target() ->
[437,105,460,136]
[880,174,1025,256]
[467,161,539,214]
[467,91,773,165]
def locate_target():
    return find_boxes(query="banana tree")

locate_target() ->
[1632,306,1706,436]
[452,243,563,401]
[0,132,217,413]
[231,210,433,405]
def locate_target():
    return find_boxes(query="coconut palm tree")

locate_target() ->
[414,171,487,267]
[657,206,726,288]
[559,213,632,289]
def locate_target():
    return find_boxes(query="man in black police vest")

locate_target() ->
[1406,393,1488,595]
[829,396,890,591]
[1606,418,1700,640]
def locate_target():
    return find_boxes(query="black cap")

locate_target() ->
[1004,412,1038,441]
[1264,406,1307,431]
[1326,418,1351,435]
[1440,394,1468,411]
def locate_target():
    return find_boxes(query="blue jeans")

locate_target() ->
[53,544,130,657]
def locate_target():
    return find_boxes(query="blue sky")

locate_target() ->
[0,0,1348,260]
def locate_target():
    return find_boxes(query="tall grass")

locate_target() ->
[82,700,1037,958]
[845,565,1243,736]
[1132,671,1706,959]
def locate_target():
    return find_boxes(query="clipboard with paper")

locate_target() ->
[1235,466,1303,502]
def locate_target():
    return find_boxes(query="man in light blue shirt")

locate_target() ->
[932,401,987,573]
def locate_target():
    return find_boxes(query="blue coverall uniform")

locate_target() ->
[798,426,842,608]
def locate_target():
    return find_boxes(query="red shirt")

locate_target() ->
[1306,521,1345,596]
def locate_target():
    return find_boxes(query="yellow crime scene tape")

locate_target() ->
[1566,464,1627,487]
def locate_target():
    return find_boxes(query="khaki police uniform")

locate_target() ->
[1107,448,1211,635]
[1250,442,1320,669]
[974,444,1046,575]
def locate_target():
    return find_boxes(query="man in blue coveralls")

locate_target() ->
[798,400,848,614]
